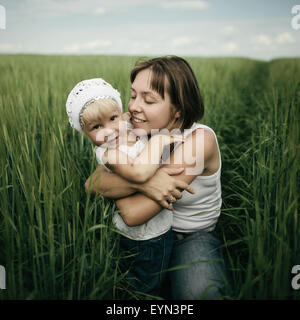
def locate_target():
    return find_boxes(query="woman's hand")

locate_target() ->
[136,167,195,210]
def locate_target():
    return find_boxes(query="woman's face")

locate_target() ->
[128,68,180,135]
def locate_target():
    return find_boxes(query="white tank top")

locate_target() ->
[161,122,222,233]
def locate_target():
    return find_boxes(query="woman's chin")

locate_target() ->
[130,121,150,136]
[131,127,150,136]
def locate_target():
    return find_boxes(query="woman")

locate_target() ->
[85,56,231,299]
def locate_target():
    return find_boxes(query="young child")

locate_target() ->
[66,78,183,296]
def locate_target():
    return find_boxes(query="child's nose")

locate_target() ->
[96,128,115,143]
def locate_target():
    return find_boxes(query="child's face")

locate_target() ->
[84,107,124,147]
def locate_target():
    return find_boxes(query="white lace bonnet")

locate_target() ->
[66,78,122,134]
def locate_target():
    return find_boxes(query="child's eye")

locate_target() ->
[130,96,136,100]
[110,115,118,121]
[92,124,101,130]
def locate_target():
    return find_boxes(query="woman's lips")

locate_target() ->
[131,116,147,123]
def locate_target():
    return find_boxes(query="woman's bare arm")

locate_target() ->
[116,164,196,226]
[116,129,216,226]
[84,163,190,202]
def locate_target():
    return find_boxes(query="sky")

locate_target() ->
[0,0,299,60]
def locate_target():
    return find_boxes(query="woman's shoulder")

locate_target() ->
[191,125,221,175]
[182,122,216,138]
[187,123,218,144]
[180,123,218,150]
[190,125,217,153]
[188,122,216,134]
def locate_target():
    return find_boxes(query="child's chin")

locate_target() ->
[102,138,119,149]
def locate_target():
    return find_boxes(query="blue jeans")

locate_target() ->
[119,228,173,296]
[165,230,232,300]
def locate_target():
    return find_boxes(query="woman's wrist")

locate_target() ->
[130,181,145,193]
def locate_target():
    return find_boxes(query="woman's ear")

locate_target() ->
[169,109,183,130]
[175,111,181,119]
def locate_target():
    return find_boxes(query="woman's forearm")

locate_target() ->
[85,164,139,199]
[85,165,163,226]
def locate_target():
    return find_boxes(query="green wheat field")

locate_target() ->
[0,54,299,300]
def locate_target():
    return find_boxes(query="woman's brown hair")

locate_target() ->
[130,55,204,131]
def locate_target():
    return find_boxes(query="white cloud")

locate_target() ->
[63,40,112,53]
[93,7,107,15]
[127,41,153,55]
[161,1,210,10]
[251,32,295,50]
[16,0,201,18]
[0,43,25,52]
[222,42,238,53]
[14,0,111,17]
[221,25,235,36]
[85,40,112,49]
[63,43,81,53]
[171,36,195,47]
[276,32,295,44]
[3,1,299,60]
[252,34,272,46]
[0,43,15,51]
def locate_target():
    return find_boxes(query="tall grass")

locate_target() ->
[0,54,299,299]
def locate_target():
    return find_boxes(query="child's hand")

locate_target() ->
[121,112,131,122]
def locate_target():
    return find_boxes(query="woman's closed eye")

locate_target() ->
[131,96,154,104]
[145,99,155,104]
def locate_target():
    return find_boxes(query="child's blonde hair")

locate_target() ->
[66,78,122,134]
[81,98,120,131]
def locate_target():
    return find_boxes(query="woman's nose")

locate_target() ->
[129,96,143,114]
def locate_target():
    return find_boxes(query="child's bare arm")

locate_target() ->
[102,134,184,183]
